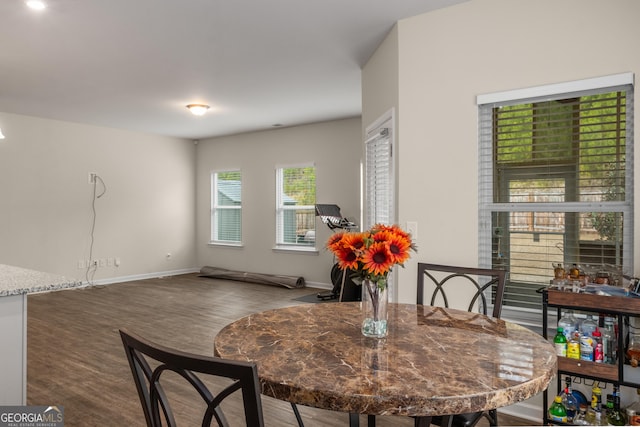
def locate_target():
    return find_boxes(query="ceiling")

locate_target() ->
[1,0,465,140]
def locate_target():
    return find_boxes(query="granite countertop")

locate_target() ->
[0,264,84,296]
[215,302,557,417]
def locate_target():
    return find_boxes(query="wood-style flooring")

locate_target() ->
[27,273,536,426]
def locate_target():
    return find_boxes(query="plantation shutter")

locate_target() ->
[478,74,634,311]
[365,127,393,229]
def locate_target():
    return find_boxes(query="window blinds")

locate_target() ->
[212,171,242,243]
[365,128,392,229]
[478,80,634,311]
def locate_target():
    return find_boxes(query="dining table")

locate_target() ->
[214,302,556,427]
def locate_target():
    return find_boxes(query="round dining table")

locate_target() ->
[214,302,556,425]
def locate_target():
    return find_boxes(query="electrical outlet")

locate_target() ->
[88,173,96,184]
[114,257,121,267]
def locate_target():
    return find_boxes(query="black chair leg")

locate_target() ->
[349,413,360,427]
[291,403,304,427]
[488,409,498,427]
[414,416,431,427]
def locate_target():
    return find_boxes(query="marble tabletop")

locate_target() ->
[214,302,556,418]
[0,264,84,296]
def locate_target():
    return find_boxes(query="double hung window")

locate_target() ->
[211,170,242,244]
[275,165,316,249]
[478,74,634,312]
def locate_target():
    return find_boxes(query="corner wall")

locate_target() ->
[0,112,196,282]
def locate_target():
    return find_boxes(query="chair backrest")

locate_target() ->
[416,263,507,319]
[119,328,264,427]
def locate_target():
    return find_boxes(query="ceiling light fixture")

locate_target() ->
[26,0,46,10]
[186,104,210,116]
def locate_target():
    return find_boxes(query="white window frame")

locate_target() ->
[477,73,634,327]
[364,109,397,299]
[275,163,317,252]
[210,170,242,246]
[364,109,395,230]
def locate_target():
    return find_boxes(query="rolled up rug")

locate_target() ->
[199,266,305,289]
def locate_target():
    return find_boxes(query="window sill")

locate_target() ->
[208,241,244,248]
[272,245,319,255]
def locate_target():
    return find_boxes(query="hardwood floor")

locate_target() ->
[27,273,536,426]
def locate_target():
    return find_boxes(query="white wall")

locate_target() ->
[0,112,196,282]
[195,118,362,286]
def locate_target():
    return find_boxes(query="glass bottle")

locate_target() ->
[573,404,589,425]
[570,263,580,279]
[549,394,568,423]
[607,385,626,426]
[560,376,578,421]
[559,310,579,341]
[602,316,617,364]
[626,389,640,426]
[628,332,640,368]
[554,327,568,357]
[554,263,566,280]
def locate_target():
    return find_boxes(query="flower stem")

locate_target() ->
[366,280,379,320]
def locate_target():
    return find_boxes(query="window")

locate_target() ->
[211,170,242,244]
[478,74,634,313]
[364,110,396,298]
[365,124,393,229]
[276,165,316,248]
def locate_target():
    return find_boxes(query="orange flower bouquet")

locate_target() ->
[326,223,416,288]
[326,224,416,337]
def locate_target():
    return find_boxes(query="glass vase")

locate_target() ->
[361,279,388,338]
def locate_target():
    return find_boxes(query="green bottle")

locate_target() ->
[549,395,568,423]
[554,327,567,357]
[607,385,626,426]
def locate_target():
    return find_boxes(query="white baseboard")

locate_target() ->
[304,280,332,290]
[83,268,200,286]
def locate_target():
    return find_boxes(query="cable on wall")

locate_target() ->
[85,174,107,285]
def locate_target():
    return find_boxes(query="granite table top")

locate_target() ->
[0,264,84,297]
[214,302,557,418]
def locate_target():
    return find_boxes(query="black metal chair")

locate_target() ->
[414,263,507,427]
[120,328,265,427]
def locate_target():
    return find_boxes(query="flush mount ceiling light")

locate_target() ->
[186,104,210,116]
[26,0,46,10]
